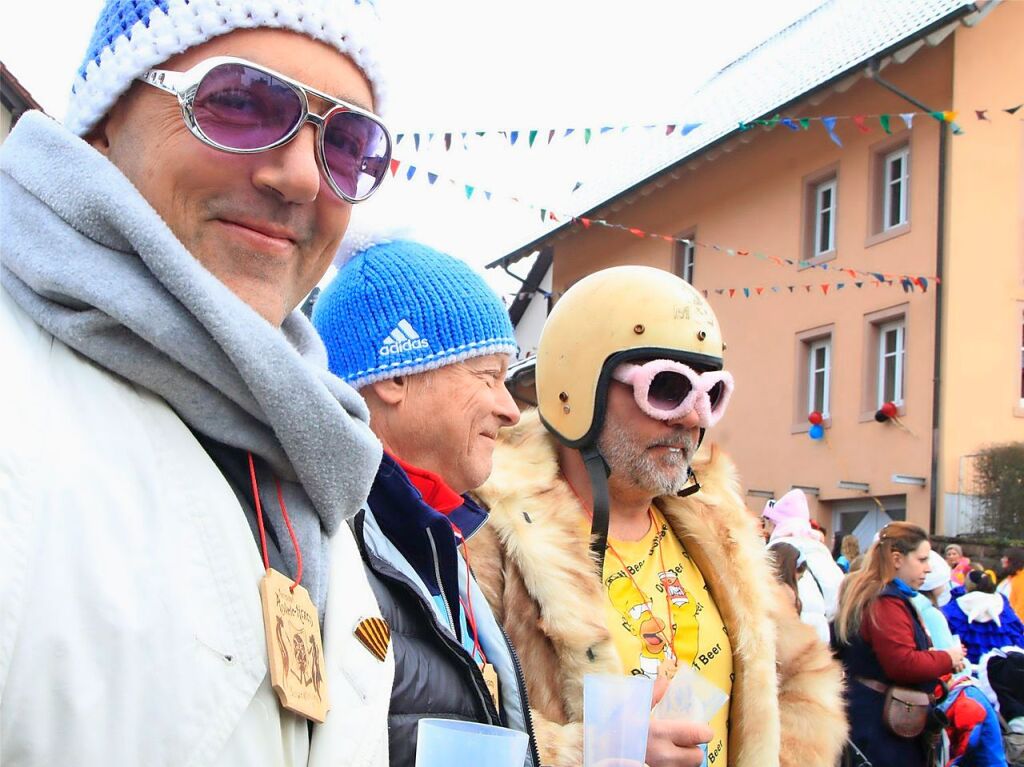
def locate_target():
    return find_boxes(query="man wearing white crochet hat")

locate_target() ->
[1,1,396,765]
[313,236,539,767]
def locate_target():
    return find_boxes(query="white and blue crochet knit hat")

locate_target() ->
[66,0,389,137]
[312,236,517,390]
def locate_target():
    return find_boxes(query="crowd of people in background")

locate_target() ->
[762,496,1024,767]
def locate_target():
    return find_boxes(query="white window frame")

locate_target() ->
[679,239,696,283]
[882,147,910,230]
[807,337,832,418]
[877,319,906,407]
[813,178,837,256]
[1019,309,1023,405]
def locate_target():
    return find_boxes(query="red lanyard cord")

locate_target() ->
[450,522,487,665]
[566,478,678,659]
[247,451,304,592]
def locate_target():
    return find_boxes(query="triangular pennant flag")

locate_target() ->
[395,133,405,145]
[822,116,842,147]
[549,211,559,221]
[548,129,556,144]
[853,115,869,133]
[755,287,765,295]
[846,269,857,279]
[389,158,400,176]
[738,121,750,131]
[571,181,583,193]
[584,128,592,144]
[943,111,957,123]
[855,281,863,288]
[681,123,701,136]
[539,209,546,222]
[804,285,812,293]
[564,128,575,138]
[528,130,538,147]
[976,110,989,121]
[771,286,780,293]
[821,284,830,295]
[872,272,885,282]
[427,133,435,144]
[665,124,676,136]
[929,111,945,123]
[728,289,736,298]
[766,114,781,129]
[628,228,645,238]
[444,133,452,151]
[916,277,928,292]
[406,165,416,180]
[509,131,519,145]
[743,288,751,298]
[901,278,914,293]
[799,118,811,130]
[880,114,892,135]
[476,131,486,137]
[900,113,915,129]
[413,133,420,151]
[788,286,795,293]
[781,118,800,131]
[579,217,592,229]
[1005,104,1022,115]
[465,185,474,200]
[715,289,725,295]
[837,283,845,290]
[427,172,438,185]
[600,127,613,134]
[484,191,492,201]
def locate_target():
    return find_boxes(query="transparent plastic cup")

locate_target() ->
[415,718,528,767]
[583,674,655,767]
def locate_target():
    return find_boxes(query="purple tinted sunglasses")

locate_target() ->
[139,56,392,203]
[612,359,734,428]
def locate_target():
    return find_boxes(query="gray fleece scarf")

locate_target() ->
[0,112,382,613]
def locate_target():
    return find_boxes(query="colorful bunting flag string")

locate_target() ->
[391,103,1022,150]
[508,276,926,303]
[385,157,939,290]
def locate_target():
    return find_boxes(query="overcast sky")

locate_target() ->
[1,0,824,295]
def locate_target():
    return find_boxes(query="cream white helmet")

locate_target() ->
[536,265,726,447]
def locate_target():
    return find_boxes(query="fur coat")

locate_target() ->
[469,410,847,767]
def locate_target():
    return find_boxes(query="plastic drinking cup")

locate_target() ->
[583,673,655,767]
[415,718,528,767]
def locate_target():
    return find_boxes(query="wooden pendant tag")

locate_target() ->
[259,568,330,722]
[481,662,501,715]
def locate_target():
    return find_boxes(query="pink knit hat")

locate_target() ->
[762,489,813,541]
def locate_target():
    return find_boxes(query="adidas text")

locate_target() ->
[379,338,429,356]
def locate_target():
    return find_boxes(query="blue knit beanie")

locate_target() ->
[66,0,389,137]
[313,239,517,389]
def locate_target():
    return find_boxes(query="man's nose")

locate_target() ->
[495,384,521,427]
[251,124,323,204]
[664,408,701,430]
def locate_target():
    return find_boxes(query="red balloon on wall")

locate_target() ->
[808,411,824,425]
[880,401,898,419]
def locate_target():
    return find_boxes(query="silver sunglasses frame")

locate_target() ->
[138,55,392,203]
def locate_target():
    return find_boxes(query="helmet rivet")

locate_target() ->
[633,324,645,334]
[697,330,707,342]
[563,405,571,414]
[559,391,569,402]
[723,341,728,351]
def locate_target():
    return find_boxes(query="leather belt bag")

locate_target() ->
[857,677,932,739]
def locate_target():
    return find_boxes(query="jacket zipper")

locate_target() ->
[499,623,542,767]
[425,527,457,632]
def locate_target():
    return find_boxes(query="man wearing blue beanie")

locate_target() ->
[313,237,540,767]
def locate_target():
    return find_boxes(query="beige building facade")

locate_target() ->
[495,1,1023,548]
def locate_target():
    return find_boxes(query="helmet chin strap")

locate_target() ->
[674,425,706,498]
[581,445,611,575]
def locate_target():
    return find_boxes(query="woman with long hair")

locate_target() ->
[836,522,967,766]
[770,541,804,616]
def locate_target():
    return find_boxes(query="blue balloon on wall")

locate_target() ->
[809,423,825,440]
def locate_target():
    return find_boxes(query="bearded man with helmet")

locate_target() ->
[467,266,847,767]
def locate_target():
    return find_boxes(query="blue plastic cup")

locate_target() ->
[583,674,655,767]
[415,718,529,767]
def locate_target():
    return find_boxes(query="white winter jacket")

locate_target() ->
[0,290,394,766]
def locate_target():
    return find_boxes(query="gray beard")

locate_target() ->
[598,426,695,497]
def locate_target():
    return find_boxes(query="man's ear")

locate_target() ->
[85,114,115,156]
[366,375,408,406]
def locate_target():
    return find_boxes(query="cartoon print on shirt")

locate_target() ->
[658,568,700,666]
[607,576,669,677]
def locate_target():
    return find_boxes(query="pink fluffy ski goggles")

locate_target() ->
[611,359,734,427]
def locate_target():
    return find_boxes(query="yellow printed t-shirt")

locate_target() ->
[598,506,733,765]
